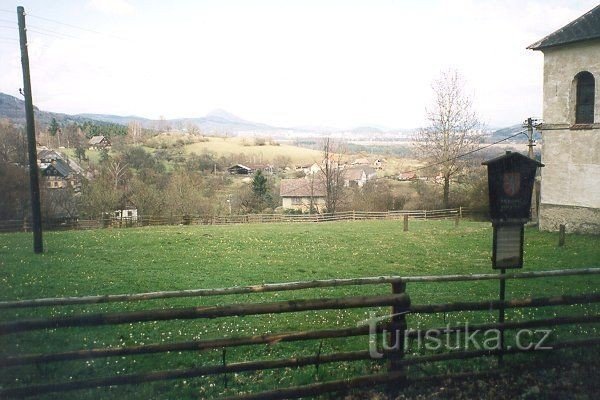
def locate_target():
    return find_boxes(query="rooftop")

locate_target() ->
[280,178,326,197]
[528,5,600,50]
[89,135,108,145]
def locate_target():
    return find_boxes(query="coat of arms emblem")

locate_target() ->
[503,172,521,197]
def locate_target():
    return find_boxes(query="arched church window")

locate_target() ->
[575,71,595,124]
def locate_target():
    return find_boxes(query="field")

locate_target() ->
[0,220,598,399]
[183,136,323,165]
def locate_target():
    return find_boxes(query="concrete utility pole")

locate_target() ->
[17,6,43,253]
[523,117,540,222]
[525,117,535,159]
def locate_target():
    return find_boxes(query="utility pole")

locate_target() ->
[18,6,43,253]
[524,117,536,159]
[523,117,540,222]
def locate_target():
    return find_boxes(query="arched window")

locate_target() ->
[575,71,595,124]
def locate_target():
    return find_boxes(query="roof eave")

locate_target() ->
[527,36,600,51]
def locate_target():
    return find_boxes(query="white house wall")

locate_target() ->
[542,40,600,124]
[539,39,600,233]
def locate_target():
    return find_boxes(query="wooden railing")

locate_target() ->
[0,207,469,233]
[0,267,597,399]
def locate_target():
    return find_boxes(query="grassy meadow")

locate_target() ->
[183,136,323,165]
[0,220,598,399]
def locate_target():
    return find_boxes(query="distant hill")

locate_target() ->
[349,126,385,135]
[0,92,279,133]
[489,123,541,143]
[2,91,533,140]
[0,92,101,127]
[78,108,281,133]
[75,113,152,126]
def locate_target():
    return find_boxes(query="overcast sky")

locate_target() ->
[0,0,597,129]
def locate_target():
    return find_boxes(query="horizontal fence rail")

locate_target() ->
[0,208,471,233]
[3,314,598,368]
[0,267,598,399]
[2,267,597,309]
[0,294,410,335]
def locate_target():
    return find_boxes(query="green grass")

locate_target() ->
[0,220,598,399]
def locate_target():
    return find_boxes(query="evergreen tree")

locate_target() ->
[48,118,59,136]
[250,170,271,211]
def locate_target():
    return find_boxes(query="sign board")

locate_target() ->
[482,152,544,222]
[492,224,524,269]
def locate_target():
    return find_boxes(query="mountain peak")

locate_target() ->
[205,109,246,123]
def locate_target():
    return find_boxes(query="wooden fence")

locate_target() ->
[0,207,469,233]
[0,267,598,398]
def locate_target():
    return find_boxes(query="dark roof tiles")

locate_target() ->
[528,5,600,50]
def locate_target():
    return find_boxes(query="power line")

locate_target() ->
[1,24,94,42]
[27,28,78,40]
[27,24,80,39]
[2,10,120,37]
[370,130,529,182]
[27,13,124,40]
[28,13,105,34]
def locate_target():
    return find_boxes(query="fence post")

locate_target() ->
[459,206,463,218]
[388,281,407,391]
[424,210,427,220]
[403,215,409,232]
[559,224,566,247]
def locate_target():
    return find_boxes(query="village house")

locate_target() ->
[40,159,75,189]
[88,135,111,150]
[37,148,83,191]
[343,166,377,188]
[227,164,253,175]
[280,177,326,213]
[227,164,274,175]
[528,4,600,234]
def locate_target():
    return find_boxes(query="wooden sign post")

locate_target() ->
[483,151,543,364]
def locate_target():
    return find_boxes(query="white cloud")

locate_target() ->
[87,0,135,16]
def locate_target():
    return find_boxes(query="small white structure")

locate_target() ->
[114,208,138,222]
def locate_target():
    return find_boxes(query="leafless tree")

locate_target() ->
[319,138,346,214]
[0,120,27,165]
[128,121,142,144]
[415,70,482,208]
[106,159,129,190]
[41,187,80,221]
[186,122,201,136]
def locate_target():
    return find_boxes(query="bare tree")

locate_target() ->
[319,138,346,214]
[128,121,142,144]
[105,160,129,190]
[415,70,482,208]
[0,120,27,165]
[41,187,80,221]
[186,122,201,136]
